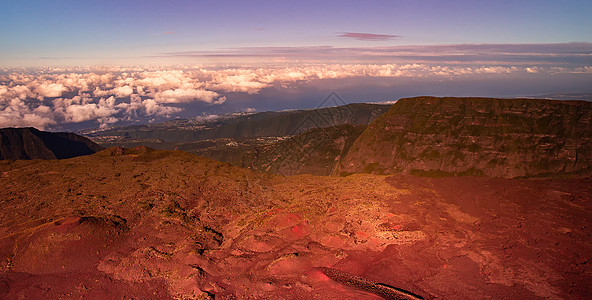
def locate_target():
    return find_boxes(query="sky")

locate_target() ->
[1,0,591,130]
[1,0,592,65]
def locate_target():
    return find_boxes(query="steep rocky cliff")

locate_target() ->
[0,127,104,160]
[337,97,592,178]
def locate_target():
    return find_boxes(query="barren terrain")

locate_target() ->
[1,147,590,299]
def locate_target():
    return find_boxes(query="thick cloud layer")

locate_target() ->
[1,63,590,130]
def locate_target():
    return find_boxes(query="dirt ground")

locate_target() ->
[1,149,590,299]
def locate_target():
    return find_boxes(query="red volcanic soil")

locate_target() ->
[0,148,591,299]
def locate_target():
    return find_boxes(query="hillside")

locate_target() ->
[0,127,104,160]
[0,147,590,299]
[87,124,365,177]
[337,97,592,178]
[82,103,391,145]
[191,124,366,176]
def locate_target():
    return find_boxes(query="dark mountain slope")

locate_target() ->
[82,103,391,144]
[191,124,366,176]
[337,97,592,178]
[0,127,104,160]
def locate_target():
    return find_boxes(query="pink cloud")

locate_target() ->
[337,32,400,41]
[164,43,592,65]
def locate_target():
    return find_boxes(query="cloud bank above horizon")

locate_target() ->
[337,32,400,41]
[164,42,592,65]
[2,42,591,131]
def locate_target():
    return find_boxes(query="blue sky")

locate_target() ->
[1,0,591,66]
[1,0,591,130]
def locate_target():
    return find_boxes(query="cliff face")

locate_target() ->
[0,127,104,160]
[337,97,592,178]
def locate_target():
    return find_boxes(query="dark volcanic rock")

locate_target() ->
[0,127,104,160]
[337,97,592,178]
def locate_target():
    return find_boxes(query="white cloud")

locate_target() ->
[210,74,269,94]
[142,99,182,116]
[0,63,588,129]
[154,88,224,103]
[0,85,35,102]
[35,83,67,98]
[0,102,55,129]
[112,85,134,98]
[53,96,118,127]
[62,104,102,123]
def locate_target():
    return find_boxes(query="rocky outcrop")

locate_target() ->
[337,97,592,178]
[0,127,104,160]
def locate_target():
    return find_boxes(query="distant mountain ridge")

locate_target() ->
[77,97,592,178]
[526,93,592,101]
[80,103,392,144]
[0,127,104,160]
[337,97,592,178]
[192,124,366,176]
